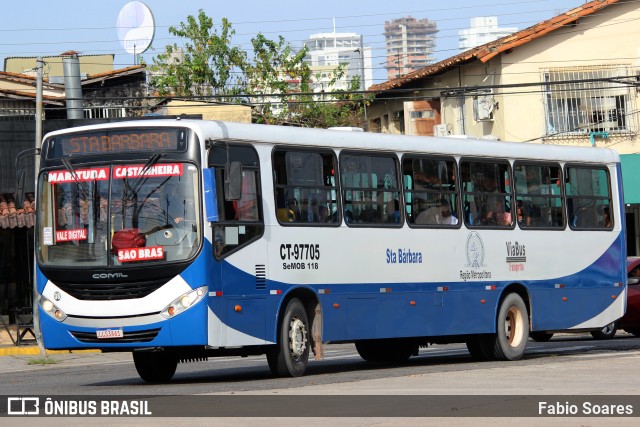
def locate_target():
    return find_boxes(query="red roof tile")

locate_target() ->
[0,193,34,229]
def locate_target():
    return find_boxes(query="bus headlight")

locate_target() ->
[161,286,207,319]
[39,296,67,322]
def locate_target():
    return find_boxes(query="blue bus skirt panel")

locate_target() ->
[215,261,502,342]
[215,237,625,344]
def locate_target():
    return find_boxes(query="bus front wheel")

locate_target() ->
[133,351,178,383]
[267,298,310,377]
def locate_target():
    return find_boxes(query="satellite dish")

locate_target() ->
[116,1,155,55]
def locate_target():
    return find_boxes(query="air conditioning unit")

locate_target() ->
[474,94,495,121]
[433,124,448,137]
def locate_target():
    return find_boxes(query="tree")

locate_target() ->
[149,10,246,99]
[148,10,367,128]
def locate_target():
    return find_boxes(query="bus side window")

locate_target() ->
[341,152,402,227]
[565,166,611,230]
[515,163,565,229]
[403,155,457,227]
[273,149,339,226]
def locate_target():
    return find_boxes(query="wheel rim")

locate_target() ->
[288,316,307,360]
[602,322,615,334]
[504,306,525,348]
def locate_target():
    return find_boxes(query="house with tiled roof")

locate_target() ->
[366,0,640,254]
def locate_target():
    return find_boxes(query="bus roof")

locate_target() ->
[43,119,620,165]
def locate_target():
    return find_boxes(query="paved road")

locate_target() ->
[1,334,640,425]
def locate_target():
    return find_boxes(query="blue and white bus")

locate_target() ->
[33,119,626,381]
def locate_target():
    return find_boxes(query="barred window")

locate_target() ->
[543,65,637,136]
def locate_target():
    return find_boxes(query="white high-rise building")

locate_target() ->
[458,17,518,51]
[305,32,373,92]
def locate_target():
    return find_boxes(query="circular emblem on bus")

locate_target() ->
[54,291,61,301]
[465,232,485,268]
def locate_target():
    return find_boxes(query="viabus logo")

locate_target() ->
[7,397,40,415]
[92,272,128,280]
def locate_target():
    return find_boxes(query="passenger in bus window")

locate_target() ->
[438,198,458,225]
[359,192,380,223]
[57,197,73,228]
[385,199,400,223]
[318,205,329,223]
[79,198,90,228]
[99,195,108,224]
[603,207,612,228]
[516,200,531,226]
[286,198,299,222]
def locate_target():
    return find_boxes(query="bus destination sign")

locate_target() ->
[48,128,186,158]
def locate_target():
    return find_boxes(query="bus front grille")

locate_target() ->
[70,328,161,343]
[53,280,164,300]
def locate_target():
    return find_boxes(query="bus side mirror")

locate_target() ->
[225,161,242,201]
[15,169,25,207]
[203,168,219,222]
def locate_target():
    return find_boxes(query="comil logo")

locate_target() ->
[7,397,40,415]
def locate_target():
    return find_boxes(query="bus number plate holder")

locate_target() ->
[96,328,124,339]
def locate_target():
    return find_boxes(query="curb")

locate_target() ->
[0,346,100,357]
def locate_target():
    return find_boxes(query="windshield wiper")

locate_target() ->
[122,152,164,200]
[61,157,91,200]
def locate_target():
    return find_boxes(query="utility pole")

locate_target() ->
[35,58,43,156]
[359,35,368,131]
[34,57,46,356]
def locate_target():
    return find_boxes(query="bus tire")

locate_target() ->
[133,351,177,383]
[355,339,416,363]
[465,335,492,361]
[267,298,309,377]
[529,331,554,342]
[355,340,381,362]
[590,322,617,340]
[486,293,529,361]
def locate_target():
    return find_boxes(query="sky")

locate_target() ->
[0,0,591,86]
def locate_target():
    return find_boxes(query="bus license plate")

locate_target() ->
[96,328,124,339]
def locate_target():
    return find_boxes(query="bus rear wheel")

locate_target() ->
[267,298,310,377]
[469,293,529,361]
[133,351,178,383]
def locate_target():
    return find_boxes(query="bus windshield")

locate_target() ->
[37,162,201,267]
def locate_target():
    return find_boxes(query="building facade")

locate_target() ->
[305,32,373,91]
[458,17,518,51]
[384,16,438,80]
[368,0,640,255]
